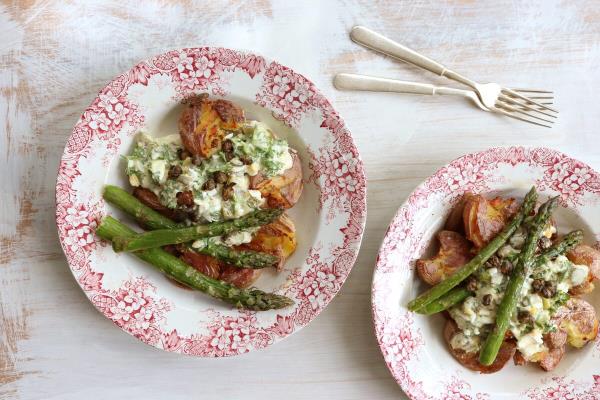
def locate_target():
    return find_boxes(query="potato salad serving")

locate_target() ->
[96,95,303,311]
[407,187,600,373]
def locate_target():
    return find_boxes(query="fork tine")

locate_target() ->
[517,102,554,107]
[495,102,554,126]
[493,106,553,128]
[512,88,553,94]
[496,100,555,122]
[513,100,554,105]
[498,94,558,119]
[502,88,558,113]
[500,104,555,124]
[503,93,554,106]
[525,96,554,100]
[506,93,554,101]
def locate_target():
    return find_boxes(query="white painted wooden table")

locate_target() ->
[2,1,600,398]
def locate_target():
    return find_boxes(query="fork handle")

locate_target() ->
[350,26,476,88]
[334,73,434,94]
[334,73,466,96]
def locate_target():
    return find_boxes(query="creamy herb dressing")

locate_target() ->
[191,227,260,249]
[450,332,481,354]
[449,250,589,360]
[125,121,293,245]
[497,224,553,260]
[233,121,293,177]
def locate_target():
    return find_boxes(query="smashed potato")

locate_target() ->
[513,351,527,366]
[567,244,600,291]
[538,346,566,371]
[463,194,518,248]
[249,149,303,209]
[567,244,600,276]
[569,280,595,296]
[444,193,470,232]
[218,215,298,285]
[179,97,245,158]
[538,328,567,371]
[237,214,297,270]
[416,231,472,285]
[527,278,598,371]
[444,320,516,374]
[556,298,599,348]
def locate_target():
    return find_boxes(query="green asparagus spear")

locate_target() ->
[407,187,538,312]
[199,243,278,269]
[96,216,293,310]
[417,230,583,315]
[103,185,179,230]
[112,208,283,253]
[103,185,279,269]
[479,196,559,366]
[416,287,472,315]
[535,230,584,265]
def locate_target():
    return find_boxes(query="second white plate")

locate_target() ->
[373,147,600,399]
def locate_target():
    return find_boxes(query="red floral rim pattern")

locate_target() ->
[372,147,600,399]
[55,47,366,356]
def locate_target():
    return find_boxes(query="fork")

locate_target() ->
[334,73,491,112]
[337,26,557,127]
[333,74,556,127]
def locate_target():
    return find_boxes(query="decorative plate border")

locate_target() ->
[55,47,366,356]
[372,146,600,399]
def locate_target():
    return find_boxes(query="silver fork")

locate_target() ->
[333,74,557,127]
[335,73,490,110]
[341,26,557,127]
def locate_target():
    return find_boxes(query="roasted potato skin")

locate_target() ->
[567,244,600,295]
[219,266,262,288]
[567,245,600,296]
[535,299,599,371]
[444,320,515,374]
[179,249,222,279]
[538,347,565,371]
[416,231,472,286]
[444,194,471,233]
[249,149,303,209]
[513,351,527,366]
[237,213,297,270]
[566,245,600,278]
[538,328,568,371]
[569,280,595,296]
[179,97,245,158]
[556,298,599,348]
[132,187,187,223]
[463,194,518,248]
[177,245,265,289]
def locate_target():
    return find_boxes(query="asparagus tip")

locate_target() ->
[245,291,294,310]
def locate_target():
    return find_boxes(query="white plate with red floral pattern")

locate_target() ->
[55,47,366,356]
[373,147,600,399]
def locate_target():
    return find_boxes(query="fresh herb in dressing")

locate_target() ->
[124,121,293,227]
[448,252,588,360]
[232,121,293,177]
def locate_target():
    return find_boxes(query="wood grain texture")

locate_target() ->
[1,0,600,398]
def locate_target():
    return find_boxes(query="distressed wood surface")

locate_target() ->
[2,0,600,398]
